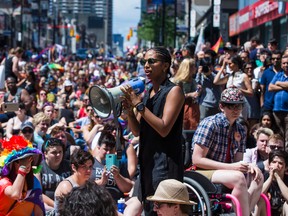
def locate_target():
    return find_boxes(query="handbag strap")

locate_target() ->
[6,200,17,215]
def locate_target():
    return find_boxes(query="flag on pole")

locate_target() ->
[195,26,205,54]
[211,36,224,54]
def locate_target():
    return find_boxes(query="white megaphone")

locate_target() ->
[89,77,145,118]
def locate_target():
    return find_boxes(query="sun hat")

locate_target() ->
[20,121,34,131]
[147,179,196,205]
[0,136,43,176]
[220,87,245,104]
[63,79,73,87]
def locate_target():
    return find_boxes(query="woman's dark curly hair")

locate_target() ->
[70,149,95,170]
[58,180,117,216]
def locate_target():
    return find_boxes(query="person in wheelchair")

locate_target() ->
[192,87,264,216]
[255,150,288,216]
[147,179,196,216]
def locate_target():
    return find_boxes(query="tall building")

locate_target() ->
[49,0,113,48]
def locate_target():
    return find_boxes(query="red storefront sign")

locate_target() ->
[229,1,288,36]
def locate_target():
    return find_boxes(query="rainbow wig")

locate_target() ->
[0,136,43,176]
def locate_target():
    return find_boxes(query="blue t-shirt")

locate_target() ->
[260,67,281,110]
[271,72,288,112]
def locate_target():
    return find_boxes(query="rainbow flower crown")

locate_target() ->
[0,136,43,176]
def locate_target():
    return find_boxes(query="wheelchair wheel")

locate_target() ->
[184,176,212,216]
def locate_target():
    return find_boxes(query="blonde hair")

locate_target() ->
[32,112,51,127]
[268,134,284,144]
[173,58,195,83]
[255,127,274,140]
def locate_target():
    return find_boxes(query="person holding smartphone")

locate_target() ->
[90,130,133,201]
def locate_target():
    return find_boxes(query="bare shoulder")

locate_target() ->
[55,180,73,197]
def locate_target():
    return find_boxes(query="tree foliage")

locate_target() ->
[137,5,176,47]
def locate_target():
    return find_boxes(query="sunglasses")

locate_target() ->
[22,128,33,134]
[87,109,93,112]
[272,58,281,61]
[269,145,284,150]
[154,202,168,210]
[225,104,243,111]
[140,58,162,66]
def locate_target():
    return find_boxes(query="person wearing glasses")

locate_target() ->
[121,47,185,215]
[35,138,72,213]
[192,87,264,216]
[260,50,283,115]
[268,55,288,150]
[147,179,195,216]
[20,121,36,147]
[260,134,285,173]
[5,103,33,139]
[36,89,48,111]
[255,150,288,216]
[243,127,274,168]
[54,149,94,215]
[214,55,253,120]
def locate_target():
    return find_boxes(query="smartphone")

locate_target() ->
[105,154,119,171]
[1,103,20,112]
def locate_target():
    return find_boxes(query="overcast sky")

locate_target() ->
[113,0,141,48]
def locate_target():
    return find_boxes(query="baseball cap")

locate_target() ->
[20,121,34,131]
[220,87,245,104]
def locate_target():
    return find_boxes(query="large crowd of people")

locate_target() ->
[0,36,288,216]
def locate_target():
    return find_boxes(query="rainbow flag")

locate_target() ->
[211,36,224,54]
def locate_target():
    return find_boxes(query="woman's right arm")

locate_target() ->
[4,158,32,200]
[213,66,229,85]
[83,123,103,145]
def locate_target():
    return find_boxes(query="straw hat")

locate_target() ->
[147,179,196,205]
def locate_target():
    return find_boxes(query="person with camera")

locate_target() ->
[195,58,222,120]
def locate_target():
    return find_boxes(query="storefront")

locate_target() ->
[229,1,288,50]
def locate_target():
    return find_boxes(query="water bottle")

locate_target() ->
[117,198,125,213]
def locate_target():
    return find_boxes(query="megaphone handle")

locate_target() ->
[110,93,122,160]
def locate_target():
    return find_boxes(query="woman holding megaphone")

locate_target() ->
[121,47,185,216]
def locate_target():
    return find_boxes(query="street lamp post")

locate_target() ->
[188,0,191,42]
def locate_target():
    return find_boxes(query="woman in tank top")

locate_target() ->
[214,55,253,119]
[54,149,95,215]
[6,103,33,139]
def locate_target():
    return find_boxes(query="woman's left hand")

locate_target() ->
[120,85,141,107]
[110,165,120,177]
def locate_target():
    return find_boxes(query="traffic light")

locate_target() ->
[75,34,80,42]
[129,28,133,37]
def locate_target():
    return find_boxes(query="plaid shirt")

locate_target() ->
[192,113,246,163]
